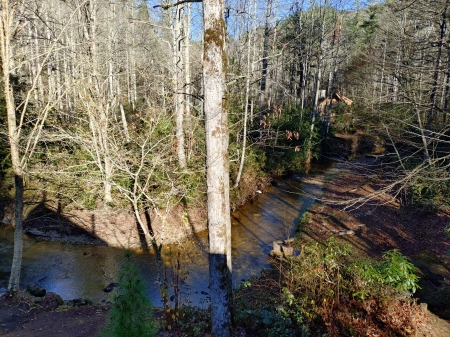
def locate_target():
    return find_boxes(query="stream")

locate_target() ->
[0,166,331,307]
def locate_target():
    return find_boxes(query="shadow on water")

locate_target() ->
[0,163,332,307]
[24,203,107,246]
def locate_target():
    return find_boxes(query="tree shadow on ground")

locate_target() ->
[300,160,450,320]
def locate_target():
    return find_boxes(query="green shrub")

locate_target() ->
[277,239,351,328]
[352,249,420,300]
[379,250,420,293]
[275,239,421,335]
[262,108,322,174]
[99,252,157,337]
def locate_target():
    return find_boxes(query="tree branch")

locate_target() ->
[154,0,202,10]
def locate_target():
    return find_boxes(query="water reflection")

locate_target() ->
[0,171,326,307]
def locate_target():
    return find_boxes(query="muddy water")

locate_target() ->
[0,169,329,307]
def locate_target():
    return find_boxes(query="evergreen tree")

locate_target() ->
[99,252,157,337]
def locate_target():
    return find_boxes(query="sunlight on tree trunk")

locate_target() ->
[203,0,232,335]
[1,0,24,293]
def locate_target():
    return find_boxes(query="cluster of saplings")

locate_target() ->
[104,239,421,337]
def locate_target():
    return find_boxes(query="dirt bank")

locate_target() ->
[0,172,269,249]
[1,158,450,336]
[299,157,450,335]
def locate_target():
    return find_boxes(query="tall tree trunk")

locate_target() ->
[259,0,272,142]
[234,7,253,188]
[307,3,327,163]
[126,1,137,111]
[378,41,387,110]
[83,0,113,203]
[324,15,341,136]
[1,0,24,293]
[118,83,131,142]
[428,5,447,129]
[203,0,232,335]
[184,3,193,161]
[174,4,187,168]
[295,7,304,107]
[415,101,432,165]
[250,0,257,123]
[266,6,278,113]
[392,49,400,102]
[423,4,447,163]
[443,43,450,124]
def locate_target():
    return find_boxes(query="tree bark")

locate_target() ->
[295,7,305,108]
[428,5,447,128]
[324,15,341,136]
[259,0,272,142]
[174,3,187,168]
[307,3,327,163]
[234,9,253,188]
[1,0,24,293]
[443,44,450,124]
[83,0,113,203]
[184,3,193,161]
[203,0,232,335]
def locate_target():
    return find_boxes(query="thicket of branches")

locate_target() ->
[343,0,450,208]
[1,0,449,225]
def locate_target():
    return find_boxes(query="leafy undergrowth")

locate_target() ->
[233,239,425,337]
[154,306,210,336]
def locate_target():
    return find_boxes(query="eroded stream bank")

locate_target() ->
[0,167,331,307]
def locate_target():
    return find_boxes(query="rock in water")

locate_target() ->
[103,282,119,292]
[27,285,46,297]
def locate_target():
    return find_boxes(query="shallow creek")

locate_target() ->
[0,167,331,307]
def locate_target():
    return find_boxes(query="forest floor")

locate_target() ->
[1,157,450,336]
[299,157,450,336]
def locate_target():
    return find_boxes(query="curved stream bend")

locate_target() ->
[0,170,329,307]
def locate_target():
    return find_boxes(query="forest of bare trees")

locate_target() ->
[1,0,450,335]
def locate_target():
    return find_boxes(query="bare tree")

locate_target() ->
[173,3,187,167]
[1,0,25,292]
[234,0,256,188]
[0,0,84,292]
